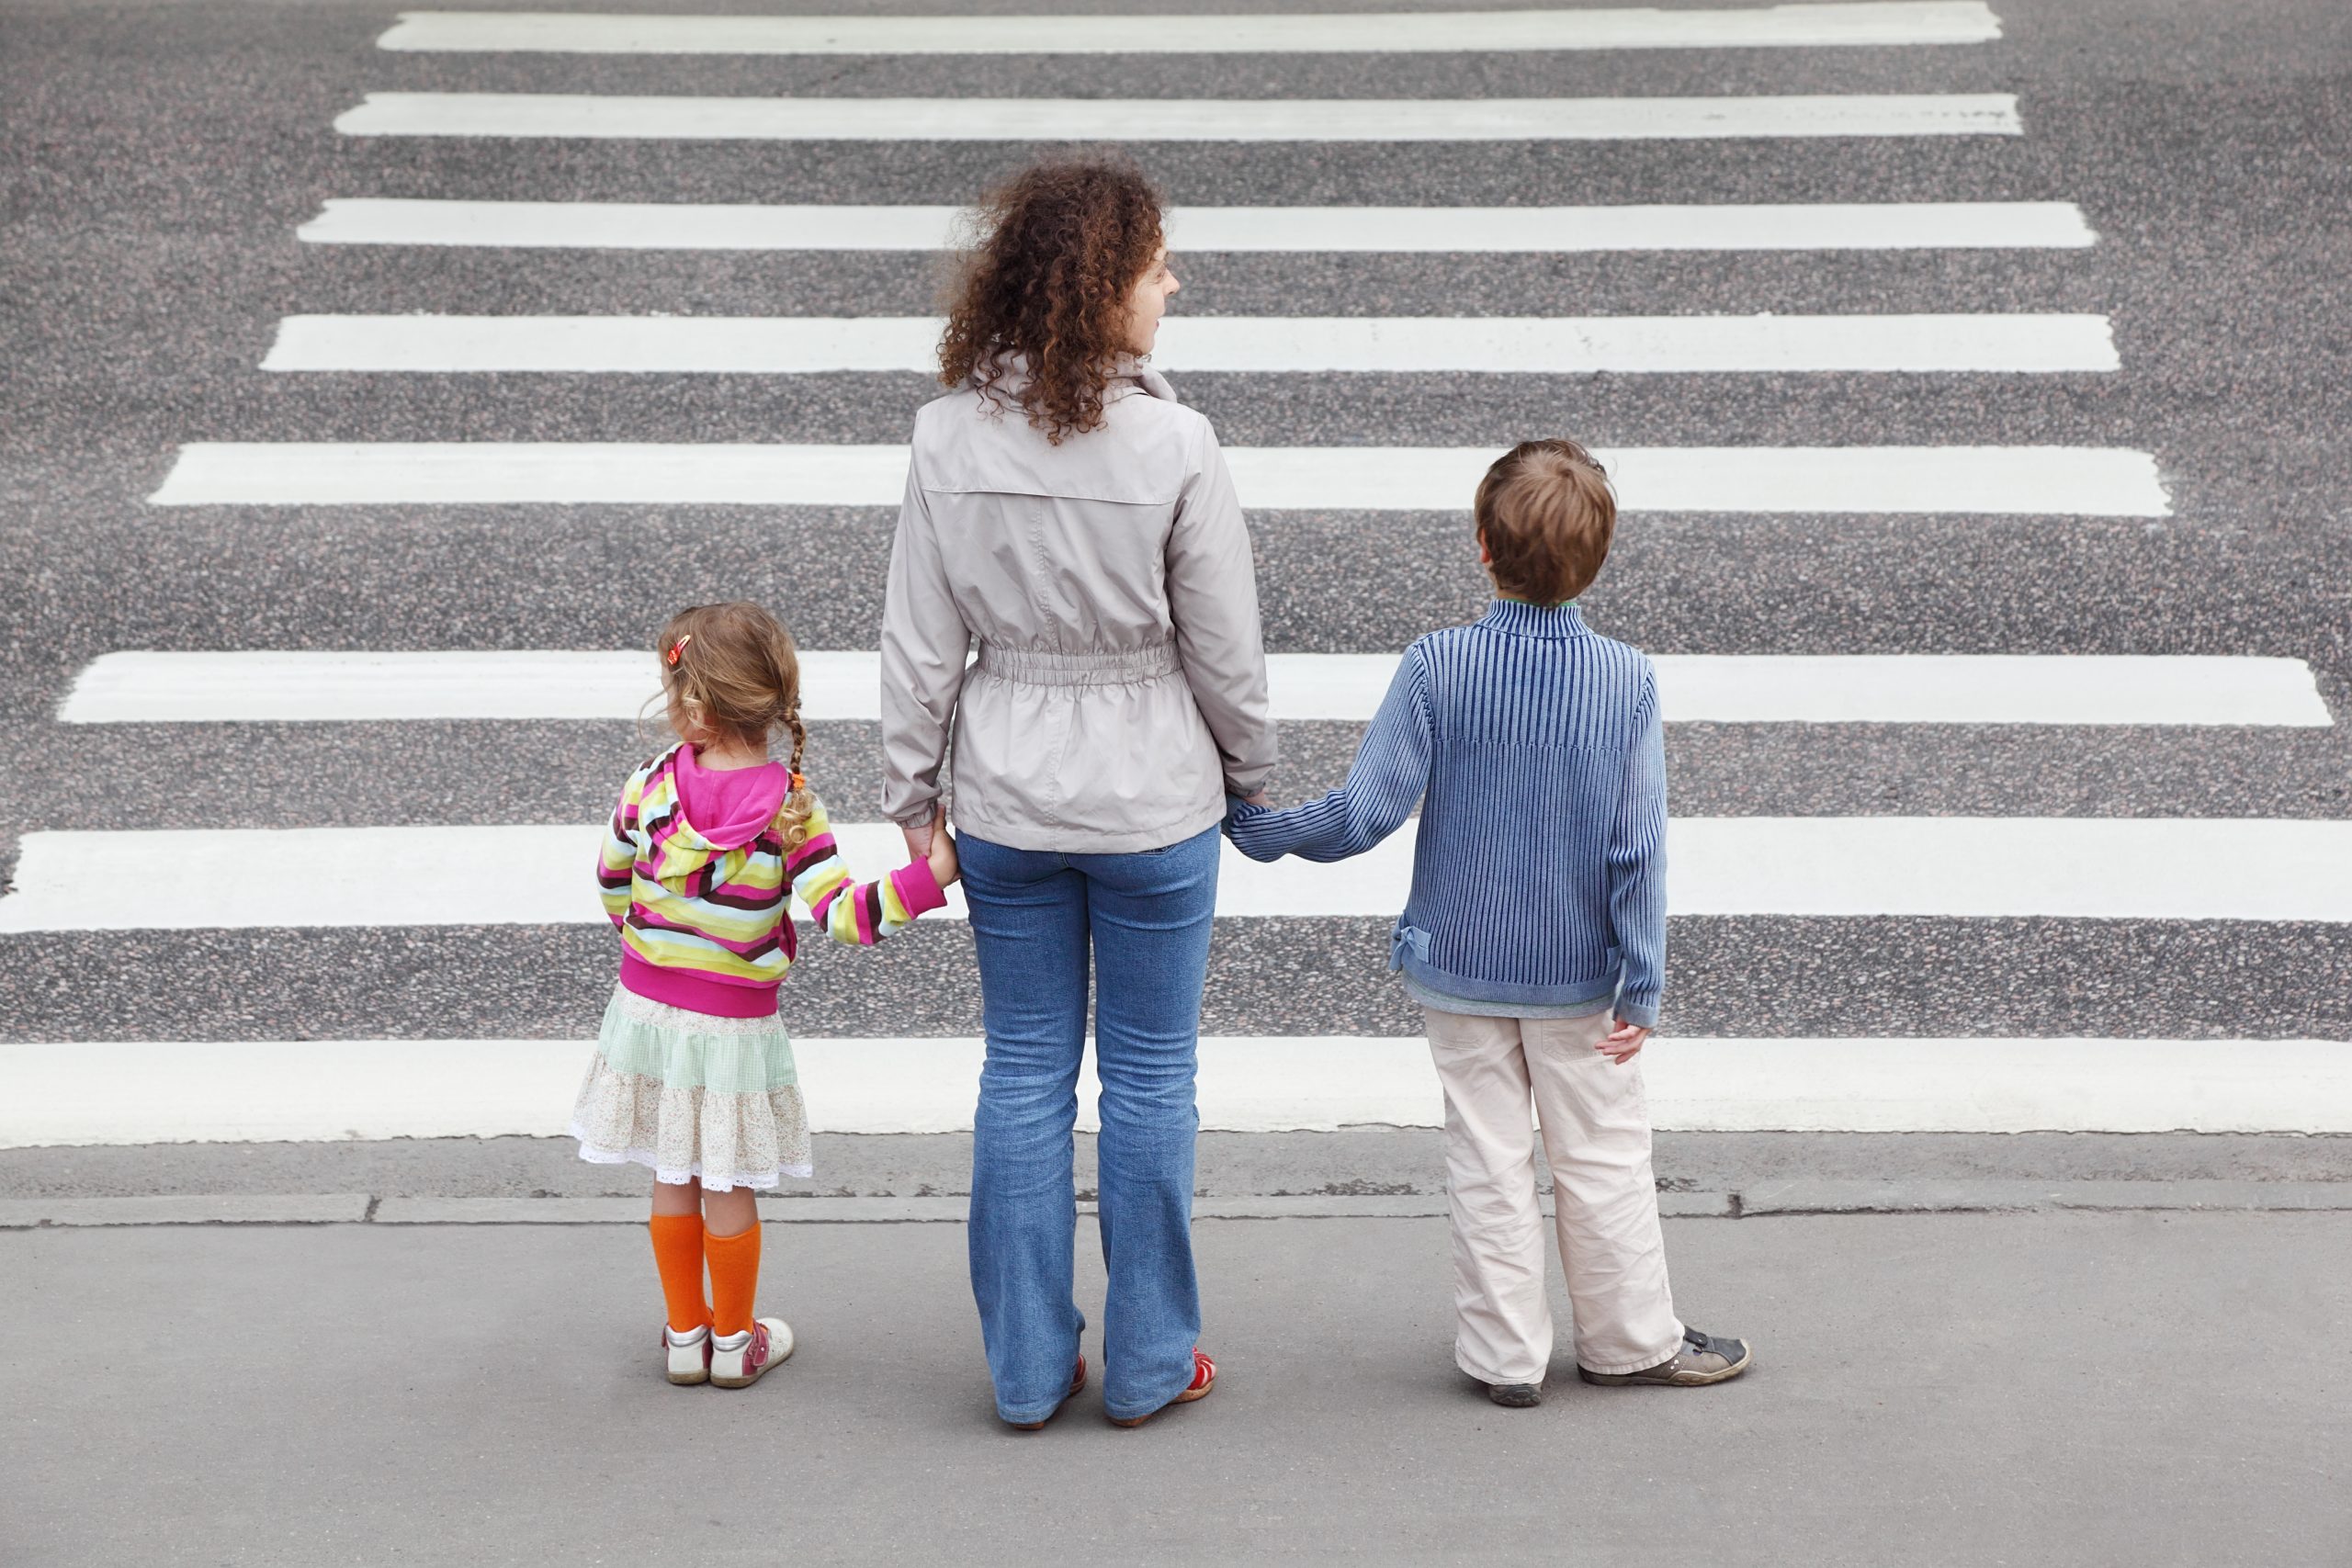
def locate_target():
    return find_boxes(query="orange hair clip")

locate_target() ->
[789,771,807,790]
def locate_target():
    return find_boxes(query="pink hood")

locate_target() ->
[671,745,789,851]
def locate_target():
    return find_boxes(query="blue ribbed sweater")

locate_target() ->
[1226,600,1668,1027]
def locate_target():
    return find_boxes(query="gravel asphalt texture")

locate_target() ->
[2,0,2349,1167]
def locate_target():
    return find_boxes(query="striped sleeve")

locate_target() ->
[1605,665,1668,1029]
[1225,646,1432,864]
[595,766,646,926]
[786,795,947,946]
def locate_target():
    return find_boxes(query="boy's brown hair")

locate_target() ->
[655,601,820,848]
[1473,438,1617,605]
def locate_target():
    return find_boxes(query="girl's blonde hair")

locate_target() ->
[655,602,819,848]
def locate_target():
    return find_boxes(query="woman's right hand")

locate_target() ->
[925,820,960,888]
[900,806,939,859]
[911,806,956,886]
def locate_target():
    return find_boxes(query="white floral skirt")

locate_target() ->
[568,986,812,1190]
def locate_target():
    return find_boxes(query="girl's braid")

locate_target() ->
[772,695,817,850]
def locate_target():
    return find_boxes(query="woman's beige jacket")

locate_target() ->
[878,361,1276,854]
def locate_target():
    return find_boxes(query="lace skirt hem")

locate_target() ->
[567,1124,815,1190]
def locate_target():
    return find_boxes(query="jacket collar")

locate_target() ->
[975,351,1178,405]
[1476,599,1589,638]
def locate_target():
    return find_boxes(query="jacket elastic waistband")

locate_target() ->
[973,641,1182,687]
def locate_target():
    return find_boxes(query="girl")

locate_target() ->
[570,601,957,1390]
[879,155,1274,1428]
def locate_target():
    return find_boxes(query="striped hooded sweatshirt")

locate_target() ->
[597,743,946,1018]
[1226,600,1668,1027]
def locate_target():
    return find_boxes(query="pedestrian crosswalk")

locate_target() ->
[149,442,2172,514]
[11,818,2352,933]
[17,1033,2350,1149]
[260,312,2124,375]
[56,650,2335,727]
[333,92,2025,141]
[375,4,2006,55]
[297,198,2102,253]
[10,0,2347,1149]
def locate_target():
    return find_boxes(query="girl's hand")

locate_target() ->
[1596,1020,1650,1065]
[924,811,960,888]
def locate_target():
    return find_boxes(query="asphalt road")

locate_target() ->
[5,0,2351,1069]
[1,0,2349,1154]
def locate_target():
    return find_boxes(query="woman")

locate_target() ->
[879,156,1275,1429]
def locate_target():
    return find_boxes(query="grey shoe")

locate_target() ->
[1486,1382,1543,1408]
[1578,1326,1752,1387]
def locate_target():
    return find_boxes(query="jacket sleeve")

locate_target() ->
[595,768,644,927]
[1167,420,1278,799]
[786,795,947,946]
[1605,665,1668,1029]
[878,441,971,830]
[1225,647,1430,864]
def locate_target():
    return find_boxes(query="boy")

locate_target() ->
[1226,438,1751,1407]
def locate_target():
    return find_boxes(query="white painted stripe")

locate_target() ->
[332,92,2024,142]
[377,5,2005,55]
[145,443,2172,516]
[6,818,2352,932]
[57,650,2335,728]
[1654,654,2333,725]
[6,1034,2347,1146]
[297,198,2100,253]
[261,313,2122,375]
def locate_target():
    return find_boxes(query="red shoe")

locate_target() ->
[1005,1354,1088,1431]
[1109,1348,1215,1428]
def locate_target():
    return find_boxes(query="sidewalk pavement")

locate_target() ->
[6,1211,2346,1566]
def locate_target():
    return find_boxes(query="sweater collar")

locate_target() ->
[1476,598,1589,638]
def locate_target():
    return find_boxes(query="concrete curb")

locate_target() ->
[0,1194,374,1228]
[1736,1179,2352,1214]
[5,1183,2348,1229]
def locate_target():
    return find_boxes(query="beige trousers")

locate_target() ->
[1423,1007,1684,1383]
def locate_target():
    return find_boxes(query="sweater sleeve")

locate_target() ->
[1226,647,1430,863]
[1605,666,1668,1029]
[786,795,948,946]
[878,441,972,831]
[595,768,645,927]
[1168,421,1278,800]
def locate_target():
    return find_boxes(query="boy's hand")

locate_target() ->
[923,812,960,888]
[1596,1019,1650,1065]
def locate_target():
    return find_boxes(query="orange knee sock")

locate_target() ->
[704,1221,762,1338]
[650,1213,711,1335]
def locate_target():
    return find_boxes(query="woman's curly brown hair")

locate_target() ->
[938,155,1166,445]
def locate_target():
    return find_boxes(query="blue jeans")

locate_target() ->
[960,824,1219,1424]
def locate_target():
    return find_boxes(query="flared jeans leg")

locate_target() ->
[963,839,1091,1425]
[1081,828,1217,1420]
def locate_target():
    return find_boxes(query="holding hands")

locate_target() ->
[906,806,959,887]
